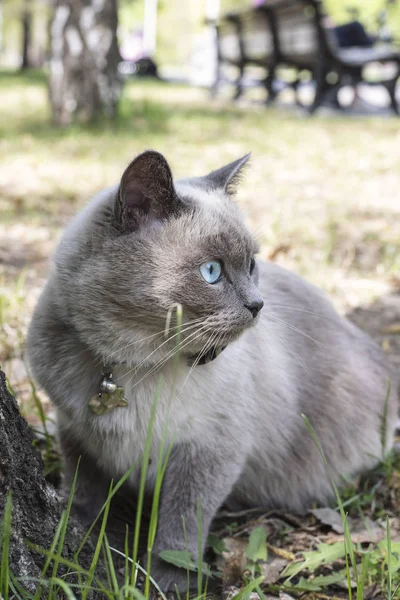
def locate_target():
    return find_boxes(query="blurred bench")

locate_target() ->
[210,8,277,101]
[211,0,400,114]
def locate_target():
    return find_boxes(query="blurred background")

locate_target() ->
[0,0,399,423]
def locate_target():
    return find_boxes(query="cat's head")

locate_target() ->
[60,151,263,367]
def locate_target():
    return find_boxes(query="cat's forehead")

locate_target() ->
[173,180,258,260]
[175,179,227,208]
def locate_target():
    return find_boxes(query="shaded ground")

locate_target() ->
[0,70,399,598]
[348,292,400,371]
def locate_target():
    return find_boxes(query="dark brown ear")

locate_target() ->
[115,151,179,232]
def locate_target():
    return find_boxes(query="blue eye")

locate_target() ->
[199,260,222,284]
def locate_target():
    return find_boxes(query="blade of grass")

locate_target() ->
[103,534,119,595]
[9,573,25,600]
[23,577,114,596]
[82,481,114,600]
[110,545,168,600]
[231,575,264,600]
[130,376,164,591]
[146,304,186,598]
[145,439,174,598]
[49,458,80,598]
[29,378,49,441]
[102,544,112,597]
[119,584,146,600]
[387,516,392,600]
[255,584,267,600]
[197,499,204,598]
[75,461,139,561]
[380,380,391,460]
[1,491,13,600]
[24,545,112,596]
[48,578,77,600]
[180,515,191,600]
[125,524,130,591]
[34,510,64,600]
[360,552,369,596]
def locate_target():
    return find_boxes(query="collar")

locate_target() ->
[186,345,226,366]
[88,345,226,415]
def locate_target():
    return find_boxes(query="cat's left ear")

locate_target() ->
[203,153,251,196]
[115,150,179,232]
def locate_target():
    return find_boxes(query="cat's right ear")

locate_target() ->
[202,153,251,196]
[115,151,179,233]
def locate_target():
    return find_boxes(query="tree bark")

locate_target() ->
[49,0,122,126]
[21,4,32,70]
[0,369,103,597]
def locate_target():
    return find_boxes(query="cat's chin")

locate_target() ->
[187,322,253,353]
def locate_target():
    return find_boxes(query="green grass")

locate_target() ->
[0,69,399,599]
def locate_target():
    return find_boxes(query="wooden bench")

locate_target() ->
[274,0,400,113]
[211,0,400,114]
[210,7,277,101]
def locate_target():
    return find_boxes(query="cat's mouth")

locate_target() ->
[186,344,227,366]
[180,322,249,356]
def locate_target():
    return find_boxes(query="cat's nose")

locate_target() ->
[245,300,264,318]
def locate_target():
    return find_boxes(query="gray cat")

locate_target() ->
[27,151,398,592]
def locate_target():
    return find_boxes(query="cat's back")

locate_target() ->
[232,260,398,511]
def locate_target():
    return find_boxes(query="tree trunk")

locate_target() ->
[21,4,32,70]
[49,0,122,126]
[0,369,103,597]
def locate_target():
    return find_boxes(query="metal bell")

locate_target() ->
[100,379,118,394]
[88,369,128,415]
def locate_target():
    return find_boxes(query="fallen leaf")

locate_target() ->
[220,537,248,585]
[281,542,346,579]
[246,526,267,563]
[349,516,385,543]
[261,557,288,584]
[268,544,296,561]
[159,549,211,576]
[310,507,344,534]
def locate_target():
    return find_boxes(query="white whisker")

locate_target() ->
[266,314,328,350]
[95,317,206,368]
[267,305,336,322]
[275,333,310,375]
[126,325,212,389]
[122,321,208,380]
[182,329,220,388]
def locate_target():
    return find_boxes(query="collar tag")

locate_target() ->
[88,371,128,415]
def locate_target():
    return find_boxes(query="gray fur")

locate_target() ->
[27,151,398,592]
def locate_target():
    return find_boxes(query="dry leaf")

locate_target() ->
[310,507,344,534]
[261,557,288,584]
[268,544,296,561]
[220,537,248,585]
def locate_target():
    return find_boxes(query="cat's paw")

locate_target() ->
[145,554,198,594]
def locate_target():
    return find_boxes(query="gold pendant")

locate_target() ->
[88,372,128,415]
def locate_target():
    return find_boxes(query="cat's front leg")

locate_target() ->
[149,441,245,592]
[58,421,110,527]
